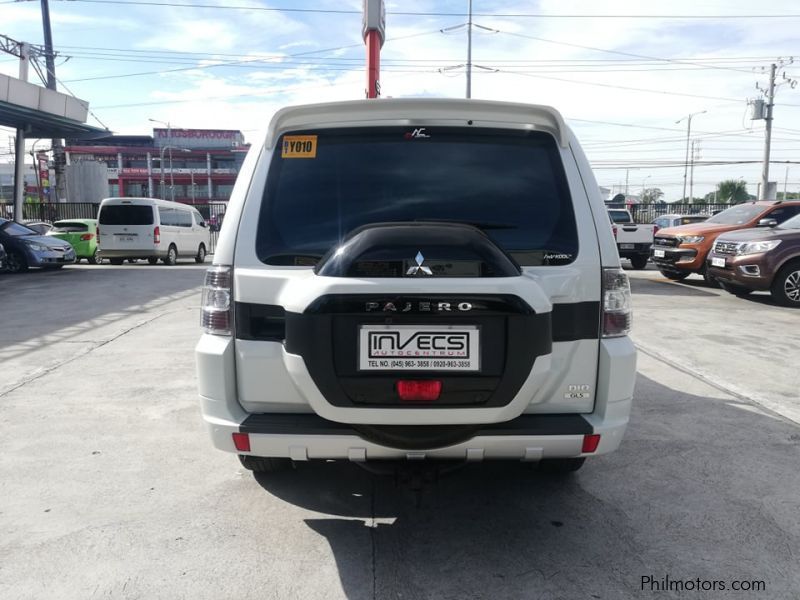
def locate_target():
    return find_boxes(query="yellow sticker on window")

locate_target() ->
[281,135,317,158]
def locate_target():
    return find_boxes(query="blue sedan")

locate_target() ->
[0,218,76,273]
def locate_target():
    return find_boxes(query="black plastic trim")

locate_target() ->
[551,302,601,342]
[235,302,285,341]
[240,412,593,437]
[315,222,522,278]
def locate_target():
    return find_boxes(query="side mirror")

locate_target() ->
[757,218,778,227]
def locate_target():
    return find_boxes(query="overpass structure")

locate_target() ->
[1,34,108,221]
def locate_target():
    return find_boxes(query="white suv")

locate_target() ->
[196,99,636,475]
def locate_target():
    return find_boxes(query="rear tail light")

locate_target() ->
[611,225,618,239]
[201,266,233,335]
[154,226,160,244]
[396,380,442,402]
[96,227,100,237]
[79,233,94,241]
[601,267,632,338]
[653,225,660,235]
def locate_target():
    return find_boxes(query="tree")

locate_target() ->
[715,180,749,204]
[640,187,664,204]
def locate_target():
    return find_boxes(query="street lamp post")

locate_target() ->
[149,118,175,199]
[676,110,706,202]
[642,175,651,202]
[153,147,190,200]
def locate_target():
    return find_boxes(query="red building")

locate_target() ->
[65,128,249,204]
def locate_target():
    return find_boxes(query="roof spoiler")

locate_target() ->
[264,99,569,149]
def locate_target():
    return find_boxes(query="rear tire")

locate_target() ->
[163,245,177,266]
[630,255,648,270]
[539,458,586,474]
[238,455,292,473]
[110,258,124,265]
[147,257,159,265]
[195,244,206,264]
[770,260,800,307]
[89,248,101,265]
[6,251,28,273]
[659,268,688,281]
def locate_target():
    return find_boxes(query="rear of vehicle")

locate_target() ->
[48,219,100,263]
[708,214,800,306]
[609,209,654,269]
[196,99,636,474]
[97,198,159,264]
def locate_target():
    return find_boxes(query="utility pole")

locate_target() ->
[362,0,385,99]
[624,168,629,196]
[40,0,66,203]
[676,110,706,201]
[689,140,700,201]
[754,60,797,199]
[760,63,777,199]
[13,43,31,222]
[466,0,473,98]
[784,166,789,200]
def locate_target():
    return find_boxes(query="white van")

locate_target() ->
[196,99,636,476]
[97,197,210,265]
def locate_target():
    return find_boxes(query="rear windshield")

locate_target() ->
[256,127,578,266]
[99,204,154,225]
[608,210,632,223]
[706,204,764,225]
[52,221,89,232]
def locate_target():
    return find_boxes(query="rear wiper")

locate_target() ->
[413,218,517,230]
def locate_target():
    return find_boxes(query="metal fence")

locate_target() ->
[0,201,228,253]
[629,203,736,224]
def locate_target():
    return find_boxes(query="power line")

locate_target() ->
[41,1,800,19]
[60,30,441,83]
[483,68,743,102]
[493,29,756,75]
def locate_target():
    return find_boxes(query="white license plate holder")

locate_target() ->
[620,243,635,250]
[711,257,726,268]
[358,325,480,371]
[654,249,666,258]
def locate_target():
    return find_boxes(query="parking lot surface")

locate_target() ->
[1,264,798,599]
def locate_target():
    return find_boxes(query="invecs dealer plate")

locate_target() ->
[359,325,480,371]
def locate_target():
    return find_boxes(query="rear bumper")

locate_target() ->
[100,248,164,259]
[227,412,621,461]
[195,334,635,461]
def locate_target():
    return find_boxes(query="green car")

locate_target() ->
[47,219,102,264]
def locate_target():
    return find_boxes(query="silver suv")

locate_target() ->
[196,99,636,476]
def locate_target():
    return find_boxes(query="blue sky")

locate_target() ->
[2,0,800,200]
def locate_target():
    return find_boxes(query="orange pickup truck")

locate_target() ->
[650,201,800,283]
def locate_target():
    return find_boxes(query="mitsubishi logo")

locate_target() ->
[406,251,433,276]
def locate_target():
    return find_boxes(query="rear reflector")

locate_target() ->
[396,380,442,402]
[80,233,94,241]
[232,432,250,452]
[582,434,601,453]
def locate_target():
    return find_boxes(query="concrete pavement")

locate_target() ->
[0,264,798,599]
